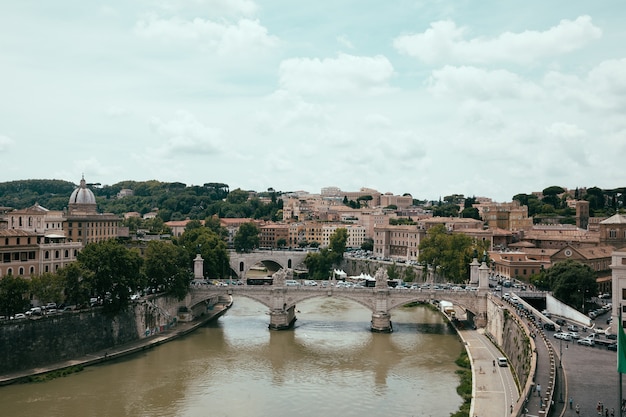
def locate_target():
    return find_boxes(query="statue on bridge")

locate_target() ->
[272,268,292,286]
[374,267,389,288]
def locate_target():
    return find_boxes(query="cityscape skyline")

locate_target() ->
[1,1,625,202]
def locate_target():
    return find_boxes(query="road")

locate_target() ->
[460,328,519,416]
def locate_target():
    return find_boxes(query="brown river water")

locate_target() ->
[0,297,464,417]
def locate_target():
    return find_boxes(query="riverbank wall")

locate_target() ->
[0,294,190,376]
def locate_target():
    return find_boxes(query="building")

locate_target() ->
[259,223,289,248]
[2,203,82,278]
[64,176,121,245]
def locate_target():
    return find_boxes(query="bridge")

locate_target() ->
[187,263,492,332]
[228,249,309,279]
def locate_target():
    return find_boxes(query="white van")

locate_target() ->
[285,280,300,287]
[497,357,508,367]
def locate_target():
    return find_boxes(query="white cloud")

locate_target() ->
[134,15,278,55]
[0,134,15,151]
[394,16,602,65]
[428,66,544,100]
[149,110,222,157]
[544,58,626,111]
[278,53,394,96]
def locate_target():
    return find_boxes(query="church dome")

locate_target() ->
[69,176,97,206]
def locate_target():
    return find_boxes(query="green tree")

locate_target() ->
[226,188,249,205]
[304,249,334,280]
[418,224,474,283]
[544,260,597,311]
[78,239,145,315]
[460,207,480,220]
[328,228,348,264]
[277,238,287,248]
[387,262,400,280]
[144,241,193,300]
[234,222,260,253]
[0,275,31,316]
[58,262,90,307]
[403,266,417,283]
[361,238,374,251]
[178,227,229,279]
[29,272,64,305]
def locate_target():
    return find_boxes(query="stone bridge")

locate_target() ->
[188,262,492,332]
[228,249,309,279]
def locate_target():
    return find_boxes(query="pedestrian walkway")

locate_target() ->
[0,301,231,386]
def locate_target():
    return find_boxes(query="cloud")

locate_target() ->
[337,35,354,49]
[149,110,222,157]
[0,134,15,151]
[278,53,394,96]
[134,15,278,55]
[428,65,544,100]
[544,58,626,111]
[394,15,602,65]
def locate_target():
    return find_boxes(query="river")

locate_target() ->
[1,297,464,417]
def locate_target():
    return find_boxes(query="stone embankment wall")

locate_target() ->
[0,295,181,375]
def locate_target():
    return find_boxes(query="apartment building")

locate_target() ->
[259,223,289,248]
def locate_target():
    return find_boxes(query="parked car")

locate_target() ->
[577,338,595,346]
[567,325,579,332]
[565,331,580,339]
[555,318,566,326]
[543,323,556,331]
[607,343,618,351]
[14,313,27,320]
[285,280,301,287]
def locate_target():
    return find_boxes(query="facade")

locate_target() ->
[373,224,424,260]
[259,223,289,248]
[0,229,39,278]
[64,176,121,245]
[474,200,533,231]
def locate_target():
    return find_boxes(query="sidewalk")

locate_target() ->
[0,301,231,386]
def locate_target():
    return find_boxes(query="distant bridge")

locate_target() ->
[187,281,489,332]
[228,250,309,279]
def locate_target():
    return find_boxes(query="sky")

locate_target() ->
[1,1,625,203]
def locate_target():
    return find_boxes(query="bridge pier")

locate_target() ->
[371,312,392,333]
[269,305,297,330]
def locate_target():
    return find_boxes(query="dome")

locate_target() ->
[69,176,96,206]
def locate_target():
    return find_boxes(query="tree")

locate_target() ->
[29,272,64,306]
[387,262,400,280]
[403,266,417,283]
[304,249,334,280]
[277,238,287,248]
[361,238,374,252]
[178,227,230,279]
[328,228,348,264]
[78,239,145,315]
[144,241,193,300]
[460,207,480,220]
[0,275,30,316]
[234,222,260,253]
[544,260,597,311]
[58,262,90,307]
[418,224,475,283]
